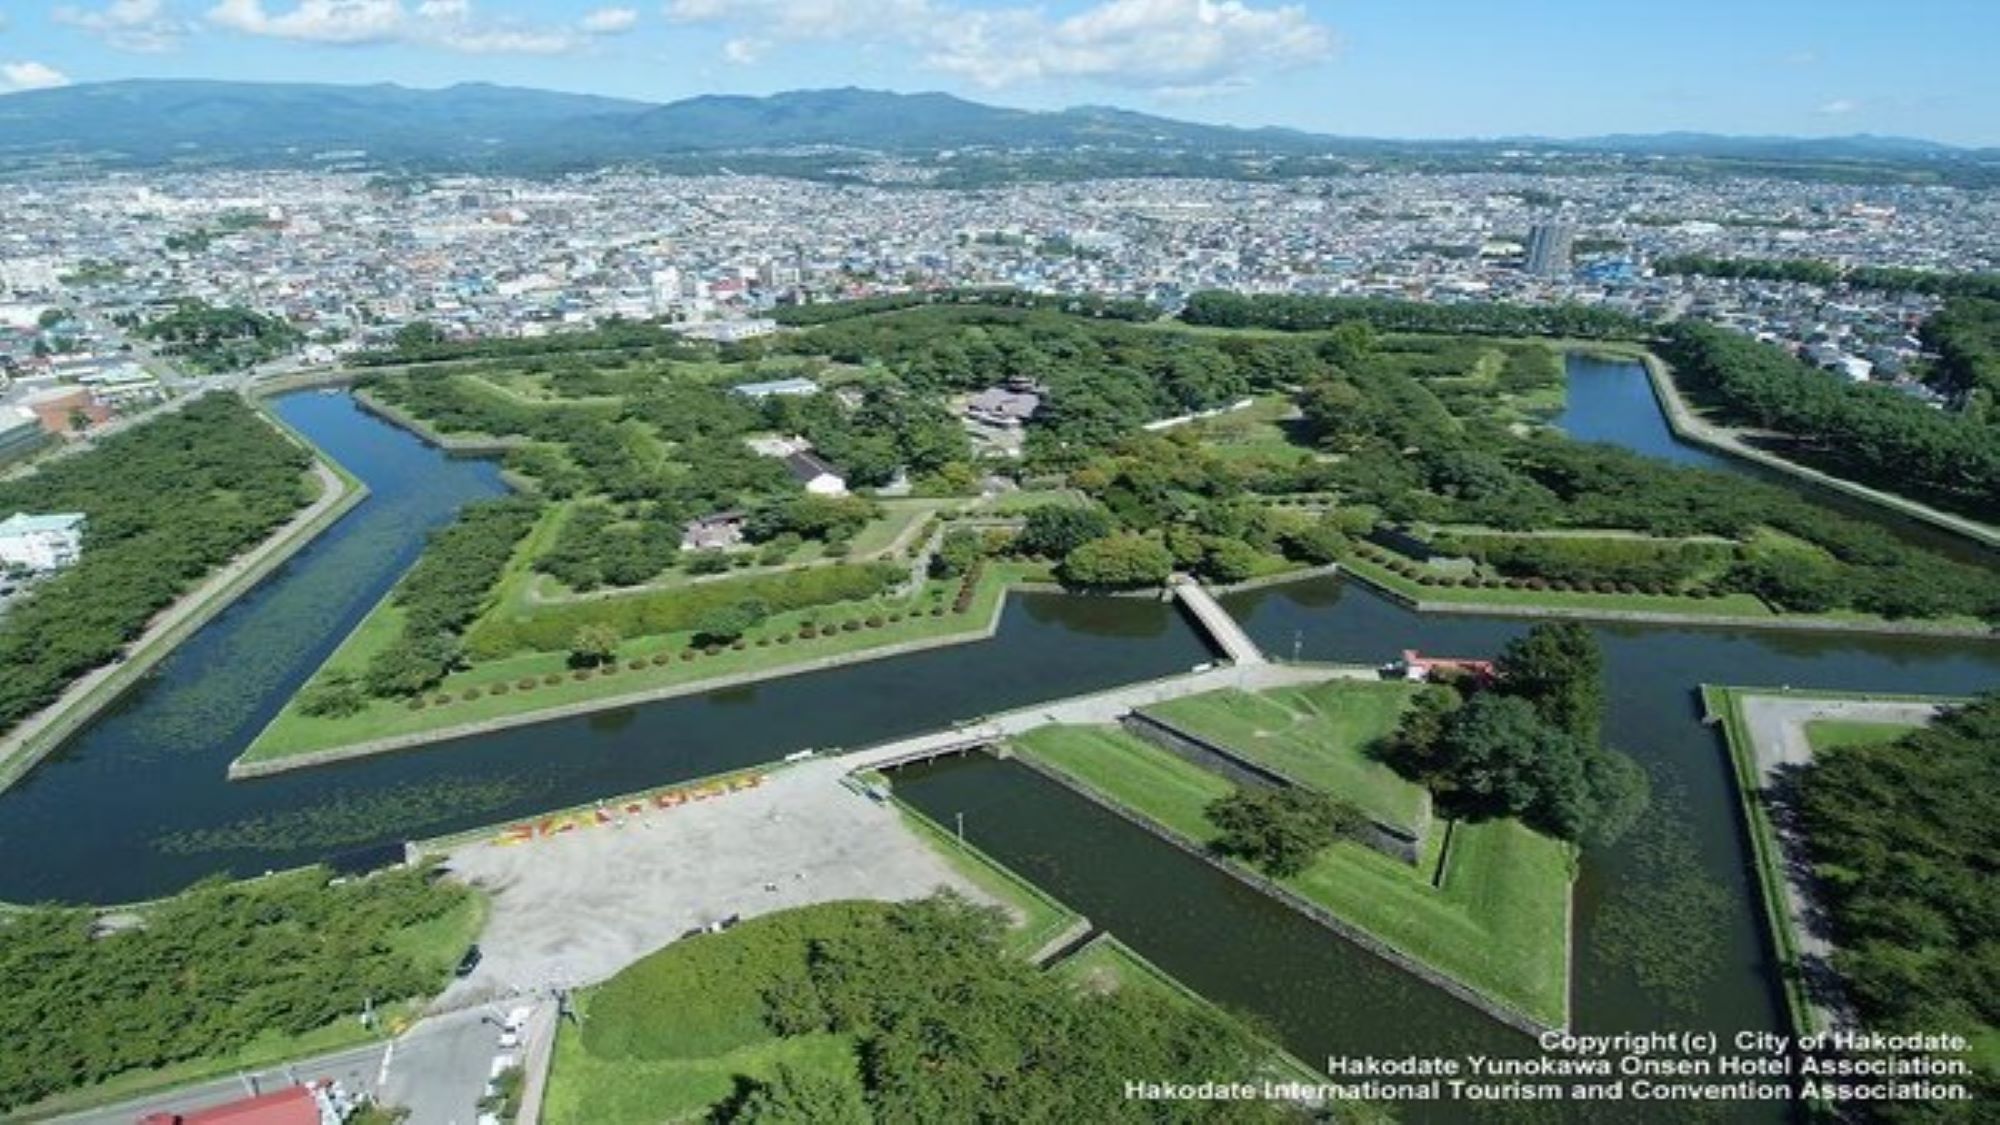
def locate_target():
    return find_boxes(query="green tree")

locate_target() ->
[1015,504,1116,558]
[1198,538,1264,584]
[1059,534,1174,589]
[694,599,769,646]
[721,1063,871,1125]
[1495,622,1605,745]
[568,623,622,668]
[930,527,984,578]
[298,671,368,719]
[1206,787,1361,878]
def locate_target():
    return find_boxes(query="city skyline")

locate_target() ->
[3,0,1999,147]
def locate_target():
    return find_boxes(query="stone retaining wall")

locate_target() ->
[1119,711,1423,865]
[1010,752,1558,1037]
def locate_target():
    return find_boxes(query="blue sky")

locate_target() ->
[3,1,1997,145]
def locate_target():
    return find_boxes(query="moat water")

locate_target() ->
[3,362,1993,1122]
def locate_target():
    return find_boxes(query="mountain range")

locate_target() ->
[0,80,1992,176]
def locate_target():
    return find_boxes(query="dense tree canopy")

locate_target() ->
[361,496,540,697]
[0,395,313,734]
[1799,693,2000,1123]
[1658,321,1999,522]
[1180,291,1648,340]
[0,866,473,1112]
[1383,625,1647,848]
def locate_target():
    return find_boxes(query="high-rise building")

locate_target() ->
[1524,222,1576,277]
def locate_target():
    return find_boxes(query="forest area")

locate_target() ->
[1658,321,1999,522]
[1800,695,2000,1121]
[0,395,314,734]
[0,865,477,1112]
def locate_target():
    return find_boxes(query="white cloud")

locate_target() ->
[667,0,936,42]
[1816,98,1859,116]
[723,37,765,65]
[206,1,589,53]
[206,0,405,44]
[934,0,1331,89]
[665,0,1332,90]
[54,0,189,53]
[580,7,639,35]
[3,61,74,91]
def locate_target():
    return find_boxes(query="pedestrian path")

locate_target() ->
[1170,575,1266,665]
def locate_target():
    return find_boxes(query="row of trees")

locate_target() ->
[771,286,1157,326]
[1179,290,1650,340]
[1284,327,2000,622]
[1381,623,1649,848]
[359,496,541,698]
[0,395,313,734]
[0,865,472,1111]
[1799,694,2000,1121]
[1659,321,2000,522]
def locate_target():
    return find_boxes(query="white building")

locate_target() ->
[0,511,86,572]
[784,451,848,496]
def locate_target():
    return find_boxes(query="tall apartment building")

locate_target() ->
[1524,222,1576,277]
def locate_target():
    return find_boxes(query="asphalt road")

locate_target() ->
[381,1007,513,1125]
[50,1041,388,1125]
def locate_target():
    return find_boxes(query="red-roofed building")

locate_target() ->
[1395,649,1498,685]
[137,1083,322,1125]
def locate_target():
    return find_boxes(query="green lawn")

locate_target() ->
[1141,681,1428,832]
[1803,718,1921,753]
[1013,724,1574,1029]
[897,802,1084,959]
[544,1006,859,1125]
[1014,725,1233,840]
[242,563,1037,763]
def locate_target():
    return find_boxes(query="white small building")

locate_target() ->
[0,511,86,572]
[784,451,848,496]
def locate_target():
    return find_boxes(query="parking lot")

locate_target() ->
[437,758,989,1007]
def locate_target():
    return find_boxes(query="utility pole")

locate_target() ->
[955,812,965,844]
[1292,630,1304,662]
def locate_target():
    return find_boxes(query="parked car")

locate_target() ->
[454,944,482,978]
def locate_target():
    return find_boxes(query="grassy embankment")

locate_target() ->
[1141,681,1427,832]
[542,900,1322,1125]
[894,801,1084,960]
[242,558,1052,764]
[1010,695,1572,1030]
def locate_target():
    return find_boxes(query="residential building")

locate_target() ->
[0,412,48,464]
[0,511,87,572]
[681,511,747,551]
[730,377,820,400]
[964,386,1042,427]
[784,450,848,496]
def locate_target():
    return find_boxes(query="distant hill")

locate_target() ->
[0,79,1990,177]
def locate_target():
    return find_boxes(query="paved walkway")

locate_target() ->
[1170,575,1267,665]
[841,661,1366,774]
[1644,354,2000,549]
[1735,693,1941,1034]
